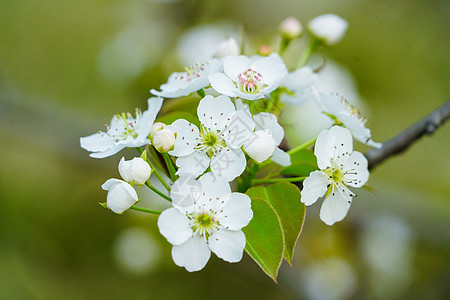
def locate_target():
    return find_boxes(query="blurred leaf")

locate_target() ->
[242,197,284,282]
[247,182,305,265]
[156,111,199,127]
[282,149,318,177]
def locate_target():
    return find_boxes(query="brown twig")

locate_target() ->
[365,100,450,170]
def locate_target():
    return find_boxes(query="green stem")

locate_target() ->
[279,37,291,56]
[238,162,260,192]
[129,205,161,215]
[138,147,171,192]
[163,152,177,182]
[197,88,206,98]
[295,38,321,69]
[252,176,307,185]
[287,137,317,155]
[145,181,172,202]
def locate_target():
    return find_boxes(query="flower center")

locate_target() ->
[338,95,367,124]
[109,110,141,140]
[175,62,207,82]
[237,69,264,94]
[195,127,226,157]
[191,211,219,238]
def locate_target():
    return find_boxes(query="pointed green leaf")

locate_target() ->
[243,198,284,282]
[247,182,305,265]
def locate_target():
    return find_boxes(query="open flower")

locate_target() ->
[301,126,369,225]
[158,173,253,272]
[209,53,288,100]
[280,67,318,105]
[80,97,163,158]
[102,179,139,214]
[316,92,381,148]
[151,59,222,98]
[167,95,255,181]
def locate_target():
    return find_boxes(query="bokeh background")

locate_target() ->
[0,0,449,299]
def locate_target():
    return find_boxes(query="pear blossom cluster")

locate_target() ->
[80,14,380,275]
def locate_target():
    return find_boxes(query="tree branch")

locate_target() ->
[365,100,450,170]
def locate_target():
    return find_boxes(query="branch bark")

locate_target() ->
[365,100,450,170]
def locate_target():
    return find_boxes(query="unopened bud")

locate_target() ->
[153,128,175,153]
[102,179,138,214]
[215,37,240,58]
[308,14,348,46]
[244,130,276,163]
[119,157,152,185]
[280,17,303,39]
[258,45,273,56]
[150,122,167,139]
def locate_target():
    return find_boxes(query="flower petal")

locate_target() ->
[210,148,246,181]
[138,97,164,137]
[282,67,317,90]
[251,53,287,88]
[198,173,232,203]
[80,132,115,153]
[271,147,291,167]
[314,126,353,169]
[301,171,330,206]
[170,173,202,210]
[222,110,255,149]
[172,235,211,272]
[90,145,125,159]
[209,73,239,98]
[167,119,199,157]
[197,95,235,131]
[342,151,369,188]
[319,188,352,225]
[223,55,251,81]
[158,208,193,245]
[209,229,246,263]
[175,152,210,178]
[253,112,284,145]
[217,193,253,230]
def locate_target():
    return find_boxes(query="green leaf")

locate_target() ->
[242,198,284,282]
[282,149,318,177]
[156,111,200,127]
[247,182,305,265]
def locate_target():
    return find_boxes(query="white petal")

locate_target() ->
[210,148,246,181]
[251,53,287,88]
[172,235,211,272]
[223,55,251,81]
[342,151,369,188]
[138,97,164,138]
[209,73,239,98]
[197,95,235,131]
[222,110,255,149]
[102,179,138,214]
[319,188,352,225]
[253,112,284,145]
[271,147,291,167]
[209,229,246,263]
[314,126,353,169]
[90,145,125,159]
[80,132,115,152]
[243,130,276,164]
[175,152,210,178]
[167,119,199,157]
[282,67,317,90]
[170,173,202,210]
[198,173,232,203]
[317,91,344,115]
[301,171,330,206]
[217,193,253,230]
[158,208,193,245]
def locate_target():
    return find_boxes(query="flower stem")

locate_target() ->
[138,147,171,192]
[287,137,317,155]
[295,38,321,69]
[145,181,172,202]
[252,176,307,185]
[129,205,161,215]
[163,152,177,183]
[238,161,260,192]
[197,89,206,98]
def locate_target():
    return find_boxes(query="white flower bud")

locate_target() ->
[153,128,175,153]
[119,157,151,185]
[280,17,303,39]
[244,130,276,163]
[150,122,167,140]
[308,14,349,45]
[102,179,138,214]
[215,37,240,58]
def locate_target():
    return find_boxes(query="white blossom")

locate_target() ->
[209,53,288,100]
[150,122,167,139]
[280,17,302,39]
[167,95,255,181]
[151,59,222,98]
[317,92,381,148]
[244,130,276,163]
[301,126,369,225]
[118,157,151,185]
[308,14,348,46]
[280,67,318,105]
[80,97,163,158]
[158,173,253,272]
[153,128,176,153]
[102,179,139,214]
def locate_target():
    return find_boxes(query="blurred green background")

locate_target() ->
[0,0,449,299]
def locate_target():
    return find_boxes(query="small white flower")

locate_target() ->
[153,128,176,153]
[149,122,167,139]
[280,17,303,39]
[80,97,163,158]
[308,14,349,46]
[102,178,139,214]
[151,59,222,98]
[301,126,369,225]
[158,173,253,272]
[118,157,151,185]
[167,95,255,181]
[317,92,381,148]
[280,67,318,105]
[209,53,288,100]
[244,130,276,163]
[215,37,240,58]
